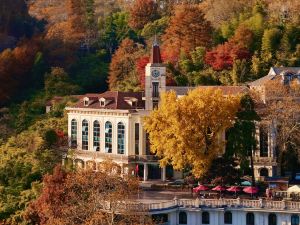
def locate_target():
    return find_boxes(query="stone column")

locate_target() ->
[161,166,166,182]
[143,163,148,181]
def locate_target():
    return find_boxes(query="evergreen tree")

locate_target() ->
[226,95,260,185]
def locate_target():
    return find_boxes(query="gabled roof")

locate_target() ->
[249,67,300,86]
[72,91,145,110]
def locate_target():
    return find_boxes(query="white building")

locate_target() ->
[65,41,298,182]
[138,198,300,225]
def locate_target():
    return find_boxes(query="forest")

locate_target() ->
[0,0,300,223]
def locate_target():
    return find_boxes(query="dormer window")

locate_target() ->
[99,97,112,107]
[124,97,138,107]
[100,100,105,107]
[83,97,89,106]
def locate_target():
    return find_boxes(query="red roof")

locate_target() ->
[72,91,145,110]
[150,44,162,64]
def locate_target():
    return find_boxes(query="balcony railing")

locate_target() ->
[72,150,159,163]
[99,198,300,214]
[128,155,159,162]
[253,156,277,165]
[122,198,300,213]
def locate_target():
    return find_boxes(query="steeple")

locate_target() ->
[150,36,162,64]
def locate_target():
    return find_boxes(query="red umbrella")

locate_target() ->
[243,186,259,198]
[193,184,209,193]
[243,187,259,194]
[227,186,242,192]
[227,186,241,197]
[212,185,227,191]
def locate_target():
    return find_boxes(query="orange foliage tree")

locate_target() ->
[128,0,159,30]
[0,40,39,105]
[25,163,152,225]
[108,38,143,90]
[162,4,212,57]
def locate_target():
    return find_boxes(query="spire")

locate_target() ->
[150,35,162,64]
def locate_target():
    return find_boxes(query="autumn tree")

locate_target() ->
[144,88,241,178]
[108,38,143,91]
[0,40,39,106]
[205,42,251,71]
[25,163,152,225]
[128,0,159,31]
[162,4,212,56]
[199,0,254,28]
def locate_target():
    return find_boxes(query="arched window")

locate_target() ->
[71,119,77,148]
[259,126,268,157]
[179,211,187,224]
[93,121,100,151]
[82,120,89,150]
[117,122,125,154]
[224,211,232,224]
[291,215,299,225]
[268,213,277,225]
[105,121,112,153]
[260,168,269,177]
[202,212,209,224]
[246,213,255,225]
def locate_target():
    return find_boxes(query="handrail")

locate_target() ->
[123,198,300,212]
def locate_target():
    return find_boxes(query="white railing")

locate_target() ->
[125,198,300,212]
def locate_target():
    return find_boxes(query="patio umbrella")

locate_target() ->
[212,185,227,197]
[193,184,210,193]
[241,180,251,186]
[243,186,259,198]
[212,185,227,191]
[227,186,241,197]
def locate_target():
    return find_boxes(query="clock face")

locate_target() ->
[152,69,160,78]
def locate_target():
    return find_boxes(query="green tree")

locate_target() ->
[71,51,109,93]
[98,12,137,56]
[45,67,80,98]
[231,59,250,84]
[225,95,260,184]
[141,16,169,39]
[261,28,282,57]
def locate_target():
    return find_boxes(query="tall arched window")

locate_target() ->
[202,212,209,224]
[269,213,277,225]
[93,121,100,151]
[246,213,255,225]
[82,120,89,150]
[71,119,77,148]
[224,211,232,224]
[291,215,299,225]
[117,122,125,154]
[105,121,112,153]
[179,211,187,224]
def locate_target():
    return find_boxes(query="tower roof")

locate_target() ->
[150,38,162,64]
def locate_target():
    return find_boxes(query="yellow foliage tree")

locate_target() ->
[144,88,241,178]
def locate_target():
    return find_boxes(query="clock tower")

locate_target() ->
[145,40,166,110]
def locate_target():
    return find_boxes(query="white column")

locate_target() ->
[143,164,148,181]
[161,166,166,182]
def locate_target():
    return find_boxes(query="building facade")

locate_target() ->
[65,41,298,181]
